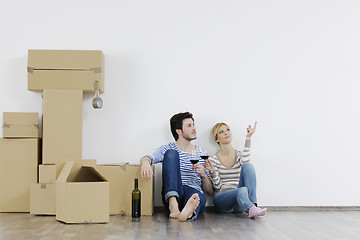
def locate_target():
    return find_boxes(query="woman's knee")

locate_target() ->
[242,162,255,173]
[237,187,249,198]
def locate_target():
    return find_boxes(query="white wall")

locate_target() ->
[1,0,359,207]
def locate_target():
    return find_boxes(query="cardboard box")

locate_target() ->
[96,164,154,216]
[42,90,82,177]
[0,138,39,212]
[39,164,56,183]
[30,183,55,215]
[2,112,39,138]
[27,50,104,93]
[56,161,109,224]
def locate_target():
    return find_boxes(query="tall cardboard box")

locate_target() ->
[27,50,104,93]
[42,90,82,177]
[30,183,55,215]
[0,138,39,212]
[56,161,109,224]
[96,164,154,216]
[2,112,39,138]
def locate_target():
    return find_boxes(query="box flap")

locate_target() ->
[56,161,74,183]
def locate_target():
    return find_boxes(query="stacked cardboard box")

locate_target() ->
[27,49,104,92]
[2,112,39,138]
[0,113,40,212]
[30,164,56,215]
[42,89,83,178]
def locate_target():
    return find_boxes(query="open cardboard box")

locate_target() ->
[56,161,109,224]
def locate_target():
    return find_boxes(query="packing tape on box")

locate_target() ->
[119,163,130,171]
[2,122,39,129]
[27,67,102,73]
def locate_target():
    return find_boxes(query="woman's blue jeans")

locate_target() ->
[213,162,257,213]
[161,149,206,220]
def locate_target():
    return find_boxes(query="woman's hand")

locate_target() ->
[246,121,257,139]
[204,158,214,174]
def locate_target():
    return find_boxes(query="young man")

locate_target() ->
[140,112,213,221]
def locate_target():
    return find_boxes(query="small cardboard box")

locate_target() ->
[30,183,55,215]
[39,164,56,183]
[27,50,104,93]
[2,112,39,138]
[96,164,154,216]
[42,89,82,177]
[0,138,39,212]
[56,161,109,224]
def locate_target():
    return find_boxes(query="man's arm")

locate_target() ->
[140,156,153,181]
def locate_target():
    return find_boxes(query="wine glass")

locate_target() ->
[190,150,199,168]
[200,146,209,161]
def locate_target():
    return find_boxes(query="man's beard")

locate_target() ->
[183,135,197,141]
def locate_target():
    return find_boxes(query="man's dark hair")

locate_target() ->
[170,112,194,141]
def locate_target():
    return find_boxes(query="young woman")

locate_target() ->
[204,121,267,218]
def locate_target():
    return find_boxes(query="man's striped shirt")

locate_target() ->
[146,142,209,194]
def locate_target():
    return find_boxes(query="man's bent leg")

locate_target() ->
[161,149,183,218]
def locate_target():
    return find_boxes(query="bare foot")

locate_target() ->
[168,197,180,219]
[169,206,180,219]
[178,193,200,222]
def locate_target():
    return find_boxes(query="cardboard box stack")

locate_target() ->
[2,49,154,224]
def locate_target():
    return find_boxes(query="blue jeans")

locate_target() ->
[161,149,206,221]
[213,162,257,213]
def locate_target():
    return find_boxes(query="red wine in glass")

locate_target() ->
[190,159,199,164]
[200,155,209,160]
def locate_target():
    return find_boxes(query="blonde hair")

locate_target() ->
[212,122,229,144]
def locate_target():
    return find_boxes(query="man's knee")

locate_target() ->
[164,149,179,162]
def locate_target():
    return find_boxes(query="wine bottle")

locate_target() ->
[132,178,141,218]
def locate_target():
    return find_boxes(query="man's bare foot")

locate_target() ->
[169,209,181,219]
[168,196,180,219]
[178,193,200,222]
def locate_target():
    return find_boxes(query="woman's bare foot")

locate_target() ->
[168,196,180,219]
[178,193,200,222]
